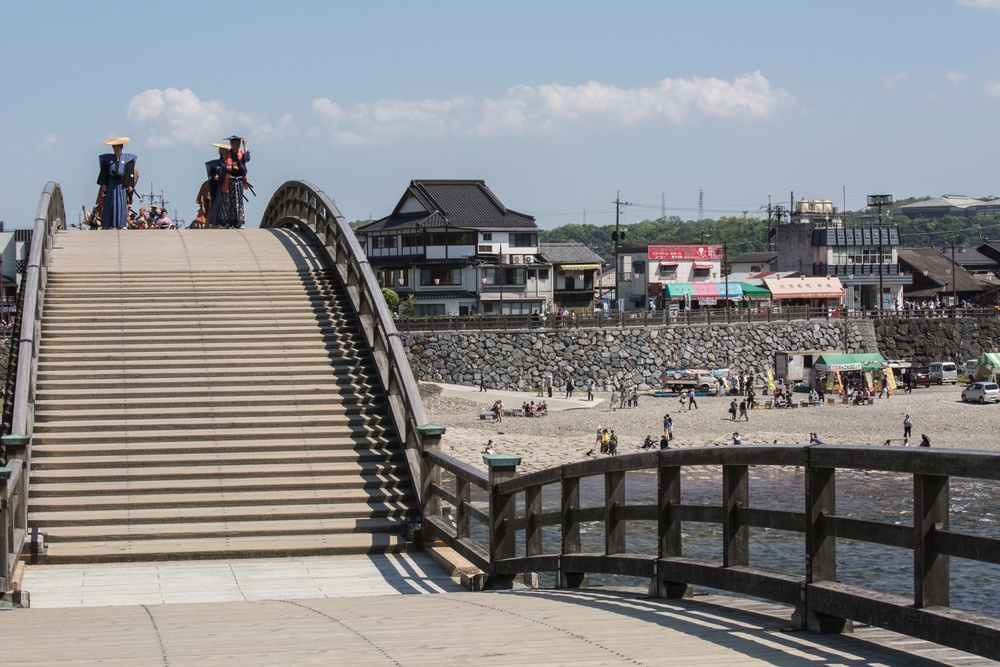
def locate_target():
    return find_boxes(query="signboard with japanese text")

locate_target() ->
[648,245,723,260]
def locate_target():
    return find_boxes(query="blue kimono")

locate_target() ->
[97,152,137,229]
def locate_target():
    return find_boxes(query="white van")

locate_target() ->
[929,361,958,385]
[964,359,978,378]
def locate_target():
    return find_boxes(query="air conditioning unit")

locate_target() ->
[506,254,514,264]
[524,256,535,264]
[513,255,523,264]
[478,245,493,253]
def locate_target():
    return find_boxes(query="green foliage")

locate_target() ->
[381,287,400,313]
[539,204,1000,255]
[399,294,415,317]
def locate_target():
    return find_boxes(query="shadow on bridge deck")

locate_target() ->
[1,585,995,666]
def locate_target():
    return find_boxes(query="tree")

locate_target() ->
[381,287,400,314]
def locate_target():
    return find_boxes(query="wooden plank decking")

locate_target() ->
[2,588,996,666]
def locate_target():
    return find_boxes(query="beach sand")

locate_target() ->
[421,382,1000,474]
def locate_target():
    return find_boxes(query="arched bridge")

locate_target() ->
[1,182,999,665]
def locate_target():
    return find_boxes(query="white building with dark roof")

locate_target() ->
[354,180,552,316]
[538,243,605,313]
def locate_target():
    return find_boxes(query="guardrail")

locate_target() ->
[260,180,437,509]
[394,306,1000,333]
[1,182,64,594]
[421,444,1000,661]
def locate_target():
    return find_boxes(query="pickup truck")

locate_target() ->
[659,370,720,394]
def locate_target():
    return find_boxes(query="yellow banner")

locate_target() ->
[766,369,775,392]
[884,367,896,393]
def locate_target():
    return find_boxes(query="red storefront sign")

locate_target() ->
[647,245,723,260]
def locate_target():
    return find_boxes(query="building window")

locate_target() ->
[510,233,537,248]
[529,268,549,281]
[660,269,677,280]
[632,261,645,275]
[420,268,463,286]
[372,235,396,250]
[414,304,446,317]
[483,267,527,286]
[401,234,421,248]
[379,269,408,287]
[482,233,493,241]
[693,267,711,277]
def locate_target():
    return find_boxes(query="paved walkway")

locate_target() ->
[2,587,995,666]
[18,553,462,608]
[428,381,605,411]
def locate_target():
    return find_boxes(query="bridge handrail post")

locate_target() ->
[656,460,690,598]
[722,463,749,568]
[605,469,625,557]
[484,454,520,588]
[914,472,950,608]
[799,450,852,633]
[560,468,585,588]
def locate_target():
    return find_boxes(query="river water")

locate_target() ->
[468,467,1000,616]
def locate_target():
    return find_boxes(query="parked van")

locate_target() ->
[929,361,958,385]
[964,359,979,378]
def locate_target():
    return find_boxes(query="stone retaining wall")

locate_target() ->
[403,320,879,390]
[873,316,1000,366]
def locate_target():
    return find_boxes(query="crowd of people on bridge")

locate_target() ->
[92,135,251,230]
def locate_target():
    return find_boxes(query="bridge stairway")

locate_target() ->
[26,229,417,563]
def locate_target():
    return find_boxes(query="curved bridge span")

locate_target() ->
[1,181,433,571]
[3,182,1000,664]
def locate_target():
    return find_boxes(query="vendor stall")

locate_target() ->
[812,352,887,394]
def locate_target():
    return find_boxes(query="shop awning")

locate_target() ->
[736,282,771,300]
[763,276,844,299]
[558,263,600,272]
[664,284,695,300]
[693,262,715,270]
[659,261,678,266]
[663,283,742,300]
[813,353,886,372]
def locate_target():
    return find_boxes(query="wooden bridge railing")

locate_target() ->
[1,182,64,594]
[260,181,442,511]
[421,444,1000,661]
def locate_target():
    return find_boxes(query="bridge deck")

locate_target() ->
[3,584,996,666]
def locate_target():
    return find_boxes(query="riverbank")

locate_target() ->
[421,382,999,473]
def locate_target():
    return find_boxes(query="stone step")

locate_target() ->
[36,532,409,564]
[30,423,393,445]
[30,436,400,457]
[35,372,382,390]
[29,500,416,527]
[39,516,405,542]
[37,344,369,362]
[29,471,411,497]
[34,392,385,410]
[33,409,389,429]
[31,460,404,481]
[33,405,387,424]
[37,354,372,372]
[30,449,401,471]
[34,383,382,400]
[28,487,415,512]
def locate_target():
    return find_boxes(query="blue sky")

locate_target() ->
[3,1,1000,230]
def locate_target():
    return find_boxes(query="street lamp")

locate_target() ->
[867,194,893,312]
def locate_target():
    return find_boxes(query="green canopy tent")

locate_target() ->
[736,282,771,300]
[974,352,1000,382]
[813,353,887,372]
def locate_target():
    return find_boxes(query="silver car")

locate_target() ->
[961,381,1000,404]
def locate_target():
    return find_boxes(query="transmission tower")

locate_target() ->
[698,188,704,222]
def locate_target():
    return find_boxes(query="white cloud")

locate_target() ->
[881,72,907,87]
[312,71,795,145]
[946,70,969,85]
[127,88,287,147]
[984,80,1000,98]
[956,0,1000,11]
[38,133,57,150]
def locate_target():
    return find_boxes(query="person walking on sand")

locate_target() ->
[609,430,619,456]
[903,414,912,440]
[687,388,698,410]
[664,414,674,442]
[729,399,738,421]
[586,378,595,401]
[601,429,610,454]
[738,399,749,422]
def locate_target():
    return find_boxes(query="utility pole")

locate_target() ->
[867,194,892,312]
[612,192,631,309]
[952,241,957,306]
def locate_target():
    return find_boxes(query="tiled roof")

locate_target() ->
[356,180,536,234]
[936,246,998,268]
[729,251,777,264]
[896,247,983,292]
[539,243,604,265]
